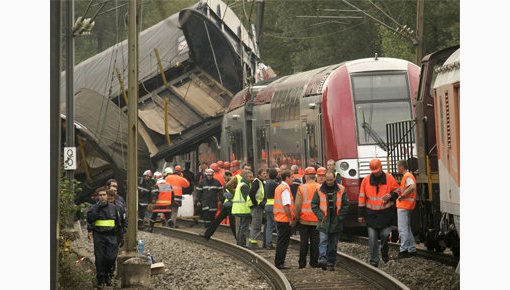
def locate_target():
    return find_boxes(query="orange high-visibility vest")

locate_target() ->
[318,185,345,217]
[165,174,190,198]
[274,182,294,222]
[298,182,319,222]
[358,173,398,211]
[396,172,417,210]
[155,180,172,207]
[232,169,242,177]
[213,171,225,187]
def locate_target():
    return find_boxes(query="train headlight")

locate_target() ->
[349,169,357,177]
[340,162,349,171]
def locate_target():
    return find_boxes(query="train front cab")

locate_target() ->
[322,57,420,228]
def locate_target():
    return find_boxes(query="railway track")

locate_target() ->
[339,232,459,267]
[150,225,291,290]
[149,219,409,290]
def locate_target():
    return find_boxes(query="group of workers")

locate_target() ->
[86,156,417,287]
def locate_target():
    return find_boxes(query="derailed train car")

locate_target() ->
[220,56,420,226]
[390,46,460,256]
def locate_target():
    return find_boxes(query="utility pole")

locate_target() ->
[51,1,61,289]
[255,0,265,54]
[65,0,75,182]
[416,0,424,64]
[126,0,139,254]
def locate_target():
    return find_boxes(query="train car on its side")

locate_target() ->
[220,56,420,225]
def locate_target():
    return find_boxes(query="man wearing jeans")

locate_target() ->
[263,168,279,249]
[311,172,349,271]
[358,158,399,267]
[247,169,268,249]
[396,160,417,258]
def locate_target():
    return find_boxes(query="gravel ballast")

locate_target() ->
[72,223,272,289]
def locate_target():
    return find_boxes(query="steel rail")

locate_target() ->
[340,233,459,267]
[173,218,408,289]
[151,226,292,290]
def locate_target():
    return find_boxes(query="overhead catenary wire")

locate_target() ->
[341,0,400,34]
[265,20,369,40]
[366,0,403,28]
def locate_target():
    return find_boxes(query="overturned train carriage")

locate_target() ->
[61,0,267,200]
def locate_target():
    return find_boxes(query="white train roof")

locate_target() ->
[346,57,413,73]
[433,48,460,88]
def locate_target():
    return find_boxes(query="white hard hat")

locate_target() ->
[143,170,152,176]
[154,171,162,179]
[164,167,174,175]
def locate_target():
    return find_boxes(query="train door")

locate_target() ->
[301,119,309,167]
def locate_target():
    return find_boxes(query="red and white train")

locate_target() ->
[220,56,420,222]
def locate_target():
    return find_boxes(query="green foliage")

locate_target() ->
[378,26,415,61]
[69,0,459,77]
[59,175,81,231]
[58,174,84,289]
[58,252,95,290]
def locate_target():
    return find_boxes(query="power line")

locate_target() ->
[341,0,399,33]
[366,0,402,27]
[265,20,369,40]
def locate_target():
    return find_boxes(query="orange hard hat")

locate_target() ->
[317,167,327,176]
[231,160,240,167]
[369,159,382,173]
[210,163,219,172]
[304,167,316,175]
[174,165,183,172]
[224,161,231,168]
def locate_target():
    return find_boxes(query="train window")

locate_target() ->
[352,73,409,102]
[355,102,412,145]
[307,123,319,166]
[231,130,244,163]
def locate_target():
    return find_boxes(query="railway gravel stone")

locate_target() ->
[340,242,460,290]
[72,223,272,289]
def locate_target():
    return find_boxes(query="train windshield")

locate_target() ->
[352,73,412,146]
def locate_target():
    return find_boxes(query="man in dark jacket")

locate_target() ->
[311,172,349,271]
[358,158,399,267]
[202,171,236,240]
[262,168,279,249]
[138,170,154,230]
[196,168,223,229]
[87,186,127,288]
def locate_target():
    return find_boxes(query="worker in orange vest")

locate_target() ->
[164,167,190,228]
[311,171,349,271]
[217,160,225,176]
[358,158,399,267]
[273,170,296,270]
[316,167,327,185]
[230,160,242,177]
[149,172,173,229]
[294,167,320,269]
[210,162,225,187]
[395,160,417,258]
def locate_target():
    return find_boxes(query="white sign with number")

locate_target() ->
[64,147,77,170]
